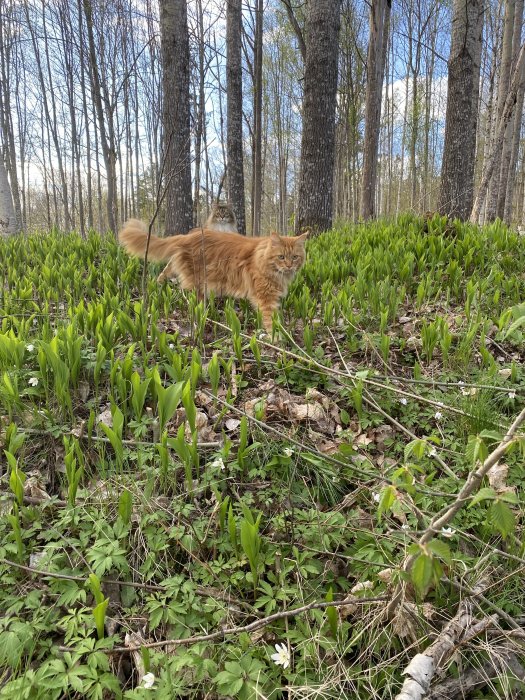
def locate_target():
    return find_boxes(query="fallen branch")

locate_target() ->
[427,649,525,699]
[2,557,251,607]
[395,579,494,700]
[387,407,525,619]
[60,594,387,654]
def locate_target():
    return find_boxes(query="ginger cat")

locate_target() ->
[118,219,308,330]
[203,202,237,232]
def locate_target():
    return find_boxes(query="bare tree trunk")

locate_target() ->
[438,0,484,220]
[0,152,17,236]
[193,0,206,227]
[77,0,94,230]
[83,0,118,232]
[251,0,263,237]
[0,5,22,232]
[227,0,247,234]
[485,0,515,221]
[297,0,342,234]
[471,43,525,222]
[500,0,524,222]
[503,67,525,223]
[158,0,193,234]
[360,0,391,220]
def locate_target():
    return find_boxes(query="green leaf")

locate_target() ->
[325,587,338,638]
[118,489,132,525]
[157,380,184,434]
[466,435,488,466]
[469,487,497,507]
[426,539,451,564]
[377,485,396,522]
[478,429,503,443]
[489,500,515,539]
[503,314,525,339]
[92,598,109,640]
[411,553,433,599]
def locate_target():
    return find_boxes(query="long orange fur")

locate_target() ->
[118,219,308,330]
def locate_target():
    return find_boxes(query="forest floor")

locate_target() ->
[0,215,525,699]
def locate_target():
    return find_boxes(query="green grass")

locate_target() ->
[0,214,524,698]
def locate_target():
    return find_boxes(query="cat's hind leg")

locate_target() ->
[157,256,178,283]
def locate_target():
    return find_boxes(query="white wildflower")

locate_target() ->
[26,344,35,352]
[142,673,156,689]
[437,401,444,407]
[32,318,38,326]
[372,492,381,503]
[283,447,293,457]
[457,381,465,386]
[399,398,408,406]
[401,524,410,531]
[429,447,437,457]
[441,527,456,538]
[210,457,225,471]
[271,642,291,670]
[28,377,39,387]
[508,391,516,400]
[434,411,443,420]
[168,343,175,350]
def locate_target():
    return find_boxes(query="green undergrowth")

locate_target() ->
[0,214,524,698]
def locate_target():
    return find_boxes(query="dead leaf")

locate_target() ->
[225,418,241,431]
[488,462,509,492]
[305,387,330,410]
[29,551,47,569]
[338,601,358,618]
[355,433,373,447]
[24,477,50,500]
[288,403,326,422]
[351,580,373,594]
[78,381,90,402]
[377,568,392,583]
[244,397,266,419]
[96,408,112,427]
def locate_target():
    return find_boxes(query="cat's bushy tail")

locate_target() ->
[118,219,179,261]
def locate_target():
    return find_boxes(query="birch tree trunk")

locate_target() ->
[0,154,16,236]
[485,0,515,221]
[438,0,484,220]
[296,0,342,234]
[471,43,525,222]
[499,0,524,222]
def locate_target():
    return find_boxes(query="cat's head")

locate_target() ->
[209,202,237,225]
[268,231,308,277]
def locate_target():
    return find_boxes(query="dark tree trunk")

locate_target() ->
[296,0,342,234]
[360,0,391,221]
[159,0,193,234]
[251,0,263,237]
[226,0,247,234]
[438,0,484,220]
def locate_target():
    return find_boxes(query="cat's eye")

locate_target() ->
[292,255,299,260]
[278,255,285,260]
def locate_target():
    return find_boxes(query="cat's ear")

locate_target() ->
[270,231,281,244]
[295,231,309,245]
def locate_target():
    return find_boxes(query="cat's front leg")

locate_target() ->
[259,302,279,333]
